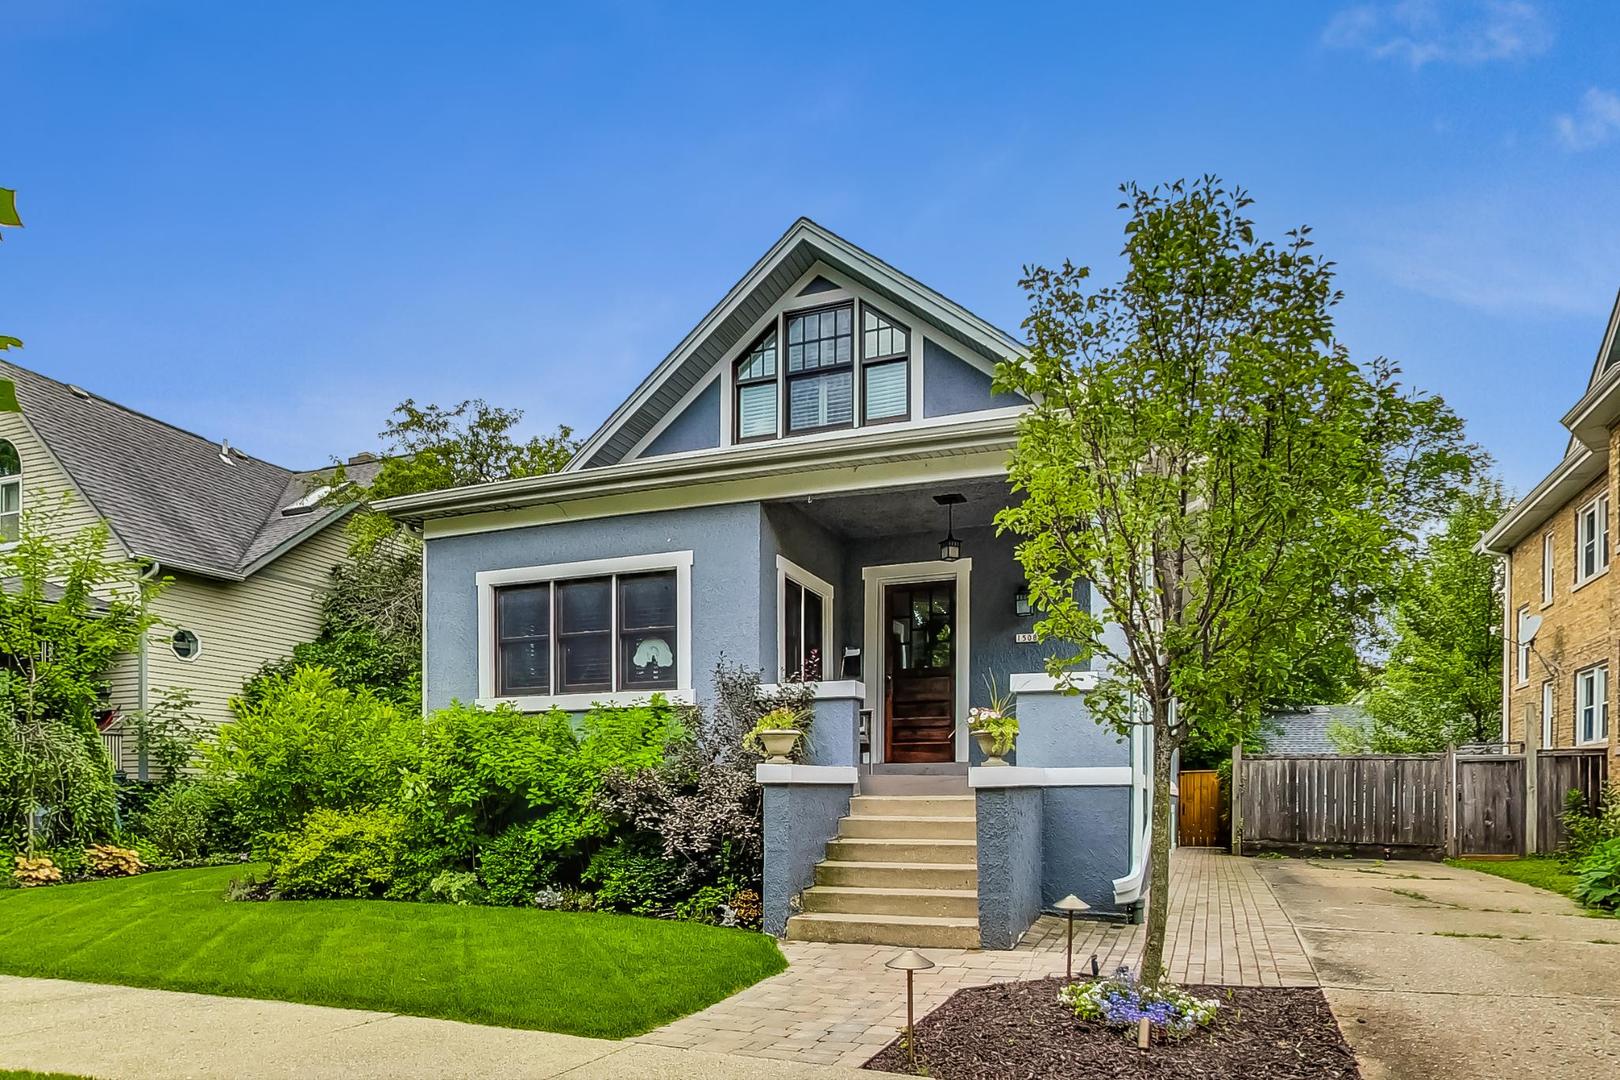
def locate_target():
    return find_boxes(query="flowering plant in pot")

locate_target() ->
[744,705,811,763]
[968,676,1017,766]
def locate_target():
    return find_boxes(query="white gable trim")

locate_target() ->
[567,218,1026,472]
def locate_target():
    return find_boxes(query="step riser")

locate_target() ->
[838,816,977,840]
[815,863,978,890]
[849,796,978,818]
[859,775,971,795]
[786,916,980,949]
[826,840,977,864]
[801,888,979,918]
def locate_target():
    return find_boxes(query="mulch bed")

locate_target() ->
[864,977,1360,1079]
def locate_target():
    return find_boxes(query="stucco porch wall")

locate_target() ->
[758,767,858,936]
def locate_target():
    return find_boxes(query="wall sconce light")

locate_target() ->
[1014,586,1032,617]
[934,493,965,562]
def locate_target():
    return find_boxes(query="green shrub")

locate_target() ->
[427,869,486,905]
[1561,783,1620,865]
[1573,837,1620,911]
[478,825,547,906]
[137,779,246,861]
[242,628,421,713]
[209,667,408,840]
[585,840,678,916]
[270,806,408,899]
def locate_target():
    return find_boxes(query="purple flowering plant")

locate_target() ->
[1058,966,1219,1037]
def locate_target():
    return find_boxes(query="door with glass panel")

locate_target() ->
[882,581,957,763]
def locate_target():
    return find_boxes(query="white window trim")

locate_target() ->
[1514,604,1531,687]
[1574,492,1610,588]
[775,555,835,682]
[171,628,202,663]
[861,558,972,763]
[475,550,693,712]
[1541,679,1555,750]
[0,437,21,551]
[1576,664,1609,747]
[1541,530,1556,606]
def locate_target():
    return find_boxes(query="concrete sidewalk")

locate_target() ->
[0,975,865,1080]
[1258,857,1620,1080]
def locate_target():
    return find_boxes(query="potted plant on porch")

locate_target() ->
[745,705,812,763]
[969,677,1018,766]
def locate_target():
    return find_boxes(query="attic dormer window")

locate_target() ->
[735,330,778,441]
[786,304,853,433]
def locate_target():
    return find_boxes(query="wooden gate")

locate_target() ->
[1178,769,1221,847]
[1455,754,1525,855]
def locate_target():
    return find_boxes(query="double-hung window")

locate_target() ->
[1541,680,1555,749]
[0,440,20,544]
[734,331,779,441]
[1577,664,1609,745]
[1576,493,1610,585]
[785,304,854,433]
[1542,531,1555,604]
[1515,605,1530,685]
[481,553,690,704]
[776,556,833,683]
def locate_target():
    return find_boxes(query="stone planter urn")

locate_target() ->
[973,729,1012,767]
[759,729,803,763]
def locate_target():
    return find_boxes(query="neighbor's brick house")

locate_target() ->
[1481,294,1620,772]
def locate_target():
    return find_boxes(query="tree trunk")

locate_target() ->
[1139,713,1176,985]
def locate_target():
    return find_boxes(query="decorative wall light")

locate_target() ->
[1014,585,1032,617]
[934,493,965,562]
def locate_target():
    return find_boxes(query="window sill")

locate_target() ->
[1571,566,1610,593]
[1576,736,1610,749]
[477,688,695,713]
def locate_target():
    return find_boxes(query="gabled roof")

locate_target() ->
[0,359,378,579]
[1264,704,1368,755]
[567,217,1026,471]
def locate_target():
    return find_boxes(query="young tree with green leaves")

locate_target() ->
[1332,478,1509,752]
[2,187,23,352]
[0,497,163,855]
[995,178,1474,984]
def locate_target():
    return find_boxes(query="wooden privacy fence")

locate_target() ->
[1231,746,1608,859]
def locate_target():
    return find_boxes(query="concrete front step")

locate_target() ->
[858,773,970,795]
[800,884,980,918]
[785,911,980,949]
[814,860,979,890]
[838,814,978,840]
[849,794,977,819]
[825,837,977,865]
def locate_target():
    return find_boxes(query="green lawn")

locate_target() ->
[0,865,786,1038]
[1446,856,1613,916]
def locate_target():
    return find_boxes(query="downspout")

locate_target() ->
[135,560,160,782]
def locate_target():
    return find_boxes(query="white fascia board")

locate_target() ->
[1478,447,1604,554]
[756,679,866,700]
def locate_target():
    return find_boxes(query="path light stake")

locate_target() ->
[1052,894,1090,981]
[885,950,935,1067]
[1137,1016,1151,1049]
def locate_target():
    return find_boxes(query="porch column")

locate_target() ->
[801,681,866,767]
[757,764,858,936]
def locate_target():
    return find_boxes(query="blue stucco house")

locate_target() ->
[381,219,1159,949]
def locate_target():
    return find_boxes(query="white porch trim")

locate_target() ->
[756,679,867,700]
[861,558,973,763]
[968,765,1133,788]
[754,763,860,785]
[775,554,837,682]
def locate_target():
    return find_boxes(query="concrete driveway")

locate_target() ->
[1256,857,1620,1080]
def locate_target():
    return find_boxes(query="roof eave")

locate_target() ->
[1478,446,1605,555]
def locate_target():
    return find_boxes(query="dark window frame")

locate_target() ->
[617,571,678,691]
[495,570,681,698]
[783,301,856,436]
[782,576,827,682]
[495,582,552,697]
[858,302,911,426]
[733,328,780,444]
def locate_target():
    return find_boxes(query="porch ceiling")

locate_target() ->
[774,477,1013,540]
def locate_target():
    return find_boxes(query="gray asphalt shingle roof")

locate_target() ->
[1264,704,1370,755]
[1,359,378,579]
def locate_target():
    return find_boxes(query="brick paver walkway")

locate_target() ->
[638,847,1315,1068]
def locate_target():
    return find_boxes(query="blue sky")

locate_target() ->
[4,1,1618,492]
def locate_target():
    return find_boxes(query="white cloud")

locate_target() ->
[1362,192,1618,317]
[1555,87,1620,150]
[1323,1,1553,68]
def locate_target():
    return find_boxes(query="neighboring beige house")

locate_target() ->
[0,358,377,778]
[1481,294,1619,774]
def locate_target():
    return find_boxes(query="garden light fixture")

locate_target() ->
[934,493,965,562]
[885,949,936,1066]
[1052,893,1091,980]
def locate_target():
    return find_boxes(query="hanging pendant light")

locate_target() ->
[934,493,965,562]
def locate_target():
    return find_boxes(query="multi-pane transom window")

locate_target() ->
[1577,664,1609,745]
[786,304,854,432]
[733,296,913,444]
[1577,493,1610,584]
[0,440,20,544]
[495,570,677,697]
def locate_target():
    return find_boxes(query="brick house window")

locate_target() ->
[1515,605,1530,686]
[1542,530,1555,604]
[1576,664,1609,746]
[1575,493,1609,585]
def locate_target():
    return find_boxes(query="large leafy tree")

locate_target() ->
[995,178,1473,983]
[2,187,22,352]
[1333,478,1508,752]
[248,399,578,707]
[0,498,163,854]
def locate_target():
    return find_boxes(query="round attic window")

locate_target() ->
[171,629,201,661]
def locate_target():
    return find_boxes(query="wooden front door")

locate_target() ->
[1177,769,1222,847]
[883,581,957,763]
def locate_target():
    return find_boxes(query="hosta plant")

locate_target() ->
[84,844,145,877]
[1574,837,1620,911]
[1059,967,1219,1037]
[12,854,62,887]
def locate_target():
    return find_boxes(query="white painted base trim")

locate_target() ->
[969,765,1133,788]
[477,689,696,713]
[755,764,861,785]
[755,680,867,700]
[1009,671,1100,694]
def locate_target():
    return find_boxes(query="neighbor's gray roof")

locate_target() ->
[1264,704,1369,755]
[1,359,379,579]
